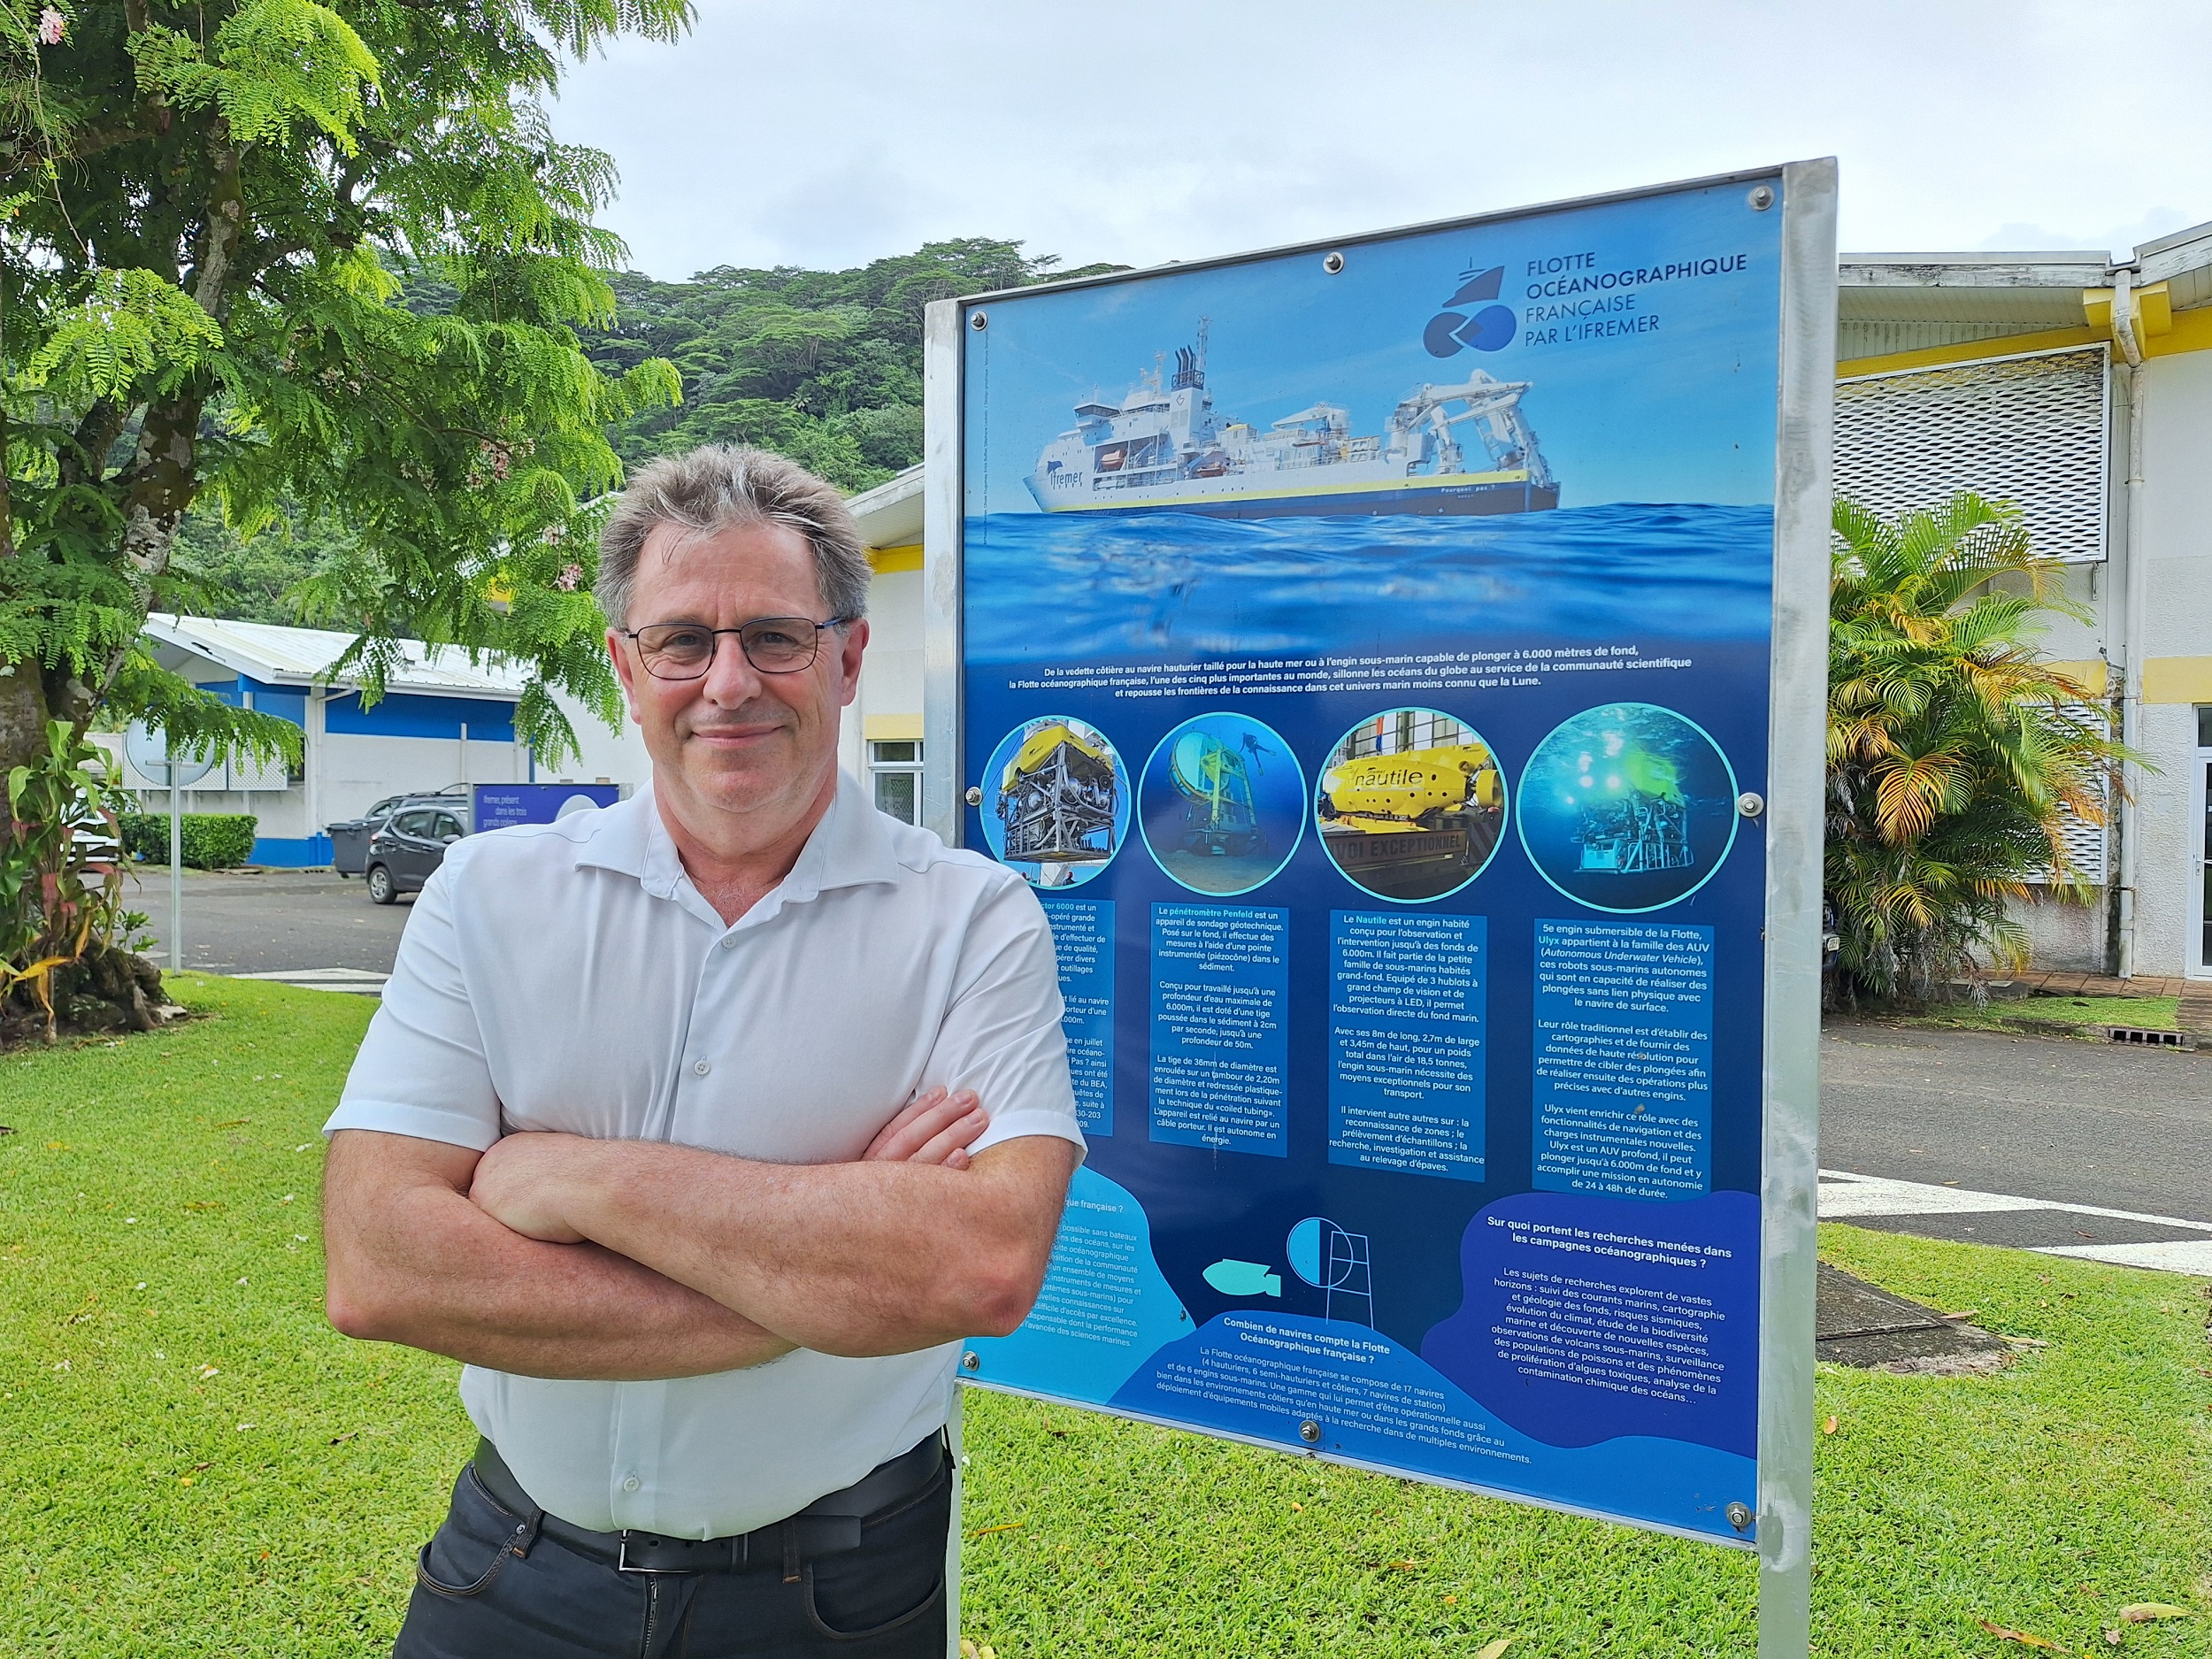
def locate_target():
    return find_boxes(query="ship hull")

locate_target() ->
[1023,472,1559,520]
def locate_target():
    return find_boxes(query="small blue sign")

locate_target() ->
[470,782,621,834]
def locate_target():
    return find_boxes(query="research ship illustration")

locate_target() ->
[1025,321,1560,519]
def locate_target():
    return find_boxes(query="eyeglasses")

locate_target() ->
[620,616,853,680]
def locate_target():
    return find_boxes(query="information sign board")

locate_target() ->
[930,165,1832,1610]
[468,781,622,834]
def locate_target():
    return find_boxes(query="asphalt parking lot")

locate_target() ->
[131,865,411,978]
[131,870,2212,1233]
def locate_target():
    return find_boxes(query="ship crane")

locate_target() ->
[1386,374,1555,488]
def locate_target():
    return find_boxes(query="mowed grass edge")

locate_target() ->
[0,978,2204,1655]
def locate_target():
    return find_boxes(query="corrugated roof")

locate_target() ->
[847,464,924,549]
[143,614,528,702]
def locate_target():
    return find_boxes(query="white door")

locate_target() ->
[2194,708,2212,978]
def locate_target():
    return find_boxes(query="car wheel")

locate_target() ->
[366,864,396,905]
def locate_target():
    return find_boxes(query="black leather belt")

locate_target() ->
[470,1432,946,1578]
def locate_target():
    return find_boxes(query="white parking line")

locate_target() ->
[1819,1168,2212,1274]
[229,968,389,996]
[2033,1240,2212,1274]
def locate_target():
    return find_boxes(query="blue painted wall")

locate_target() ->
[325,689,516,743]
[251,834,334,867]
[198,674,517,743]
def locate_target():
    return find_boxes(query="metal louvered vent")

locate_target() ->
[1835,347,2109,563]
[2029,704,2109,885]
[2037,796,2109,886]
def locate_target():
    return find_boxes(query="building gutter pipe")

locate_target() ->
[2110,267,2147,979]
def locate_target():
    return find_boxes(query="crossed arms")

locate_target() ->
[323,1088,1078,1381]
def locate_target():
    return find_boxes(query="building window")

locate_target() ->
[871,740,923,825]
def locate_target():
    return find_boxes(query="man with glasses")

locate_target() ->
[321,446,1082,1657]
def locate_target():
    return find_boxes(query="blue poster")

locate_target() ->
[958,174,1786,1544]
[470,782,621,833]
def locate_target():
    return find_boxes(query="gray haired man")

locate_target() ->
[322,446,1081,1656]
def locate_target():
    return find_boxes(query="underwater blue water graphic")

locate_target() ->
[964,502,1775,664]
[1139,711,1309,896]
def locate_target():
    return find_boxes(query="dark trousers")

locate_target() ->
[393,1454,951,1658]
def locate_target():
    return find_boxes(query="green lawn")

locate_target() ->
[1907,995,2181,1036]
[3,976,2207,1655]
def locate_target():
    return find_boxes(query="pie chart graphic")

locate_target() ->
[1285,1217,1374,1327]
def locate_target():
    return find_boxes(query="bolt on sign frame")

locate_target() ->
[924,161,1834,1656]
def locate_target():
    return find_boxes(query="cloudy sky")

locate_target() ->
[549,0,2210,281]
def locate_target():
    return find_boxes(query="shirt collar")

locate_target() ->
[573,769,902,910]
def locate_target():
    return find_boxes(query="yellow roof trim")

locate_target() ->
[1838,326,2105,380]
[2144,303,2212,360]
[2042,658,2109,696]
[2143,656,2212,705]
[868,543,922,574]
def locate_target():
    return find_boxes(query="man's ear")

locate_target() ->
[607,629,644,726]
[834,618,870,710]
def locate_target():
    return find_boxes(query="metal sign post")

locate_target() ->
[169,779,181,972]
[928,162,1834,1655]
[124,722,216,975]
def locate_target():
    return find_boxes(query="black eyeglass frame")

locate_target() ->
[618,614,856,680]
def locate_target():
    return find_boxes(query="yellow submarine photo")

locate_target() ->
[1317,709,1507,902]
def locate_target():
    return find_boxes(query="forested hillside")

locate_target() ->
[177,238,1124,620]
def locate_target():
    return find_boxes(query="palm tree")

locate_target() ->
[1826,493,2130,1002]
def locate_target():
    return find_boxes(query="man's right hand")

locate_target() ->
[863,1087,988,1170]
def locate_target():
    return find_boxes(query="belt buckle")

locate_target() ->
[616,1531,743,1574]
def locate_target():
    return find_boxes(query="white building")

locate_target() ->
[121,615,651,864]
[1834,223,2212,981]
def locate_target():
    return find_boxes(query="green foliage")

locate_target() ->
[116,811,257,869]
[0,719,129,1032]
[0,0,691,784]
[131,2,379,151]
[1826,493,2132,1002]
[578,240,1128,490]
[163,503,349,625]
[20,268,226,402]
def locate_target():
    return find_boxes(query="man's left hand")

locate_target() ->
[471,1133,590,1243]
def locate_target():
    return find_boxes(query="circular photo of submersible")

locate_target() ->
[1515,703,1740,913]
[979,715,1132,890]
[1315,707,1508,903]
[1139,712,1307,897]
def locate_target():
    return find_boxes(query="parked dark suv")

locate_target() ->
[328,785,468,878]
[364,803,467,903]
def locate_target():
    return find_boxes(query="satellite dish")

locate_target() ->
[124,721,216,788]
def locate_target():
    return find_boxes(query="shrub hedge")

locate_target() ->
[117,812,259,869]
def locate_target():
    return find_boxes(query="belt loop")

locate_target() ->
[780,1518,801,1584]
[507,1506,542,1560]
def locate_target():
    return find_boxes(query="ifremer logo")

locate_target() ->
[1423,265,1514,357]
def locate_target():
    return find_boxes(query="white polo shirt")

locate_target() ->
[326,774,1083,1537]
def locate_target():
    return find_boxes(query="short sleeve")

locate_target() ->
[923,872,1087,1160]
[323,865,503,1150]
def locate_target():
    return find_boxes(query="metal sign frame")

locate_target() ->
[924,159,1834,1655]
